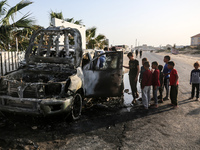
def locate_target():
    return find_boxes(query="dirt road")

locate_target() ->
[0,52,200,149]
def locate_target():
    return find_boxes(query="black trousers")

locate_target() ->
[129,75,137,99]
[164,78,169,98]
[159,86,164,99]
[170,85,178,106]
[191,83,199,98]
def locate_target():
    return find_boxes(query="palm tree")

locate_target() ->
[50,10,63,21]
[0,0,34,51]
[94,34,107,49]
[86,27,107,49]
[50,10,83,25]
[65,17,83,25]
[49,10,107,49]
[11,25,43,51]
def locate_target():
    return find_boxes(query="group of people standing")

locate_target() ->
[123,52,179,109]
[135,49,143,58]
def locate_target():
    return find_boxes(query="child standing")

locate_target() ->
[123,52,140,104]
[151,61,160,108]
[139,58,148,101]
[163,55,171,100]
[168,61,179,108]
[189,62,200,101]
[158,65,164,103]
[139,58,148,83]
[141,61,152,109]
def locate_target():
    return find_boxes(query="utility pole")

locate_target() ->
[135,39,137,48]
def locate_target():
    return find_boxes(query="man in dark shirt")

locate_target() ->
[139,50,143,58]
[123,52,140,104]
[135,49,138,58]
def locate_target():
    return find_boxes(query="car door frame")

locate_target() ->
[83,51,124,98]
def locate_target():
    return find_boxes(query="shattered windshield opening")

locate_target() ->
[91,52,121,70]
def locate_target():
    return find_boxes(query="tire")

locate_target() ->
[71,93,82,120]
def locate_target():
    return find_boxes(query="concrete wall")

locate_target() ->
[51,18,86,49]
[191,37,200,46]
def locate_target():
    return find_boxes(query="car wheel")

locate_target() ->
[71,93,82,120]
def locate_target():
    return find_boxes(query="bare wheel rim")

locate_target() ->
[72,93,82,120]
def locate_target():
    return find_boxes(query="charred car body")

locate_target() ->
[0,26,124,119]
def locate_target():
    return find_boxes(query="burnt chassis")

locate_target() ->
[0,27,83,119]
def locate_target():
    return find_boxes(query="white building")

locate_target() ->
[51,18,86,49]
[191,33,200,46]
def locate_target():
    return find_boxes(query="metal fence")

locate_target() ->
[0,51,25,76]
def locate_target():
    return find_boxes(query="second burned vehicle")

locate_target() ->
[0,26,124,120]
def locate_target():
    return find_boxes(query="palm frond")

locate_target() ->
[2,0,33,25]
[50,10,63,20]
[74,19,82,25]
[86,27,96,41]
[95,34,106,42]
[65,17,74,23]
[0,0,7,17]
[11,12,34,28]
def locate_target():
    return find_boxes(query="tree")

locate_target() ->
[65,17,83,25]
[11,25,43,51]
[49,10,108,49]
[49,11,83,45]
[0,0,35,51]
[50,10,63,21]
[50,11,83,25]
[86,27,107,49]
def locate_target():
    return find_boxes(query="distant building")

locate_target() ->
[112,45,129,51]
[136,44,156,51]
[191,33,200,46]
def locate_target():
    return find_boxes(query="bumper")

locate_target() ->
[0,95,73,116]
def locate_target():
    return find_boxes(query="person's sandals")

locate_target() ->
[188,97,193,100]
[158,99,164,103]
[124,89,129,93]
[195,98,199,101]
[173,105,179,109]
[136,93,139,98]
[163,97,169,101]
[150,104,158,108]
[132,99,138,105]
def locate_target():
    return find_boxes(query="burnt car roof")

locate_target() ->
[25,26,83,68]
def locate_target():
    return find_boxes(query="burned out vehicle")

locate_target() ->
[83,51,124,98]
[0,27,83,120]
[0,26,124,120]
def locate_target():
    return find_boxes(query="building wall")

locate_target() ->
[51,18,86,49]
[191,37,200,46]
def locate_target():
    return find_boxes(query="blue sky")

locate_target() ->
[7,0,200,47]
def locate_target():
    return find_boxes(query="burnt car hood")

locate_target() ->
[0,67,75,99]
[25,26,83,68]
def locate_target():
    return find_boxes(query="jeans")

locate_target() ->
[153,86,159,105]
[170,85,178,106]
[142,86,151,108]
[129,75,138,99]
[164,78,169,98]
[191,83,199,98]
